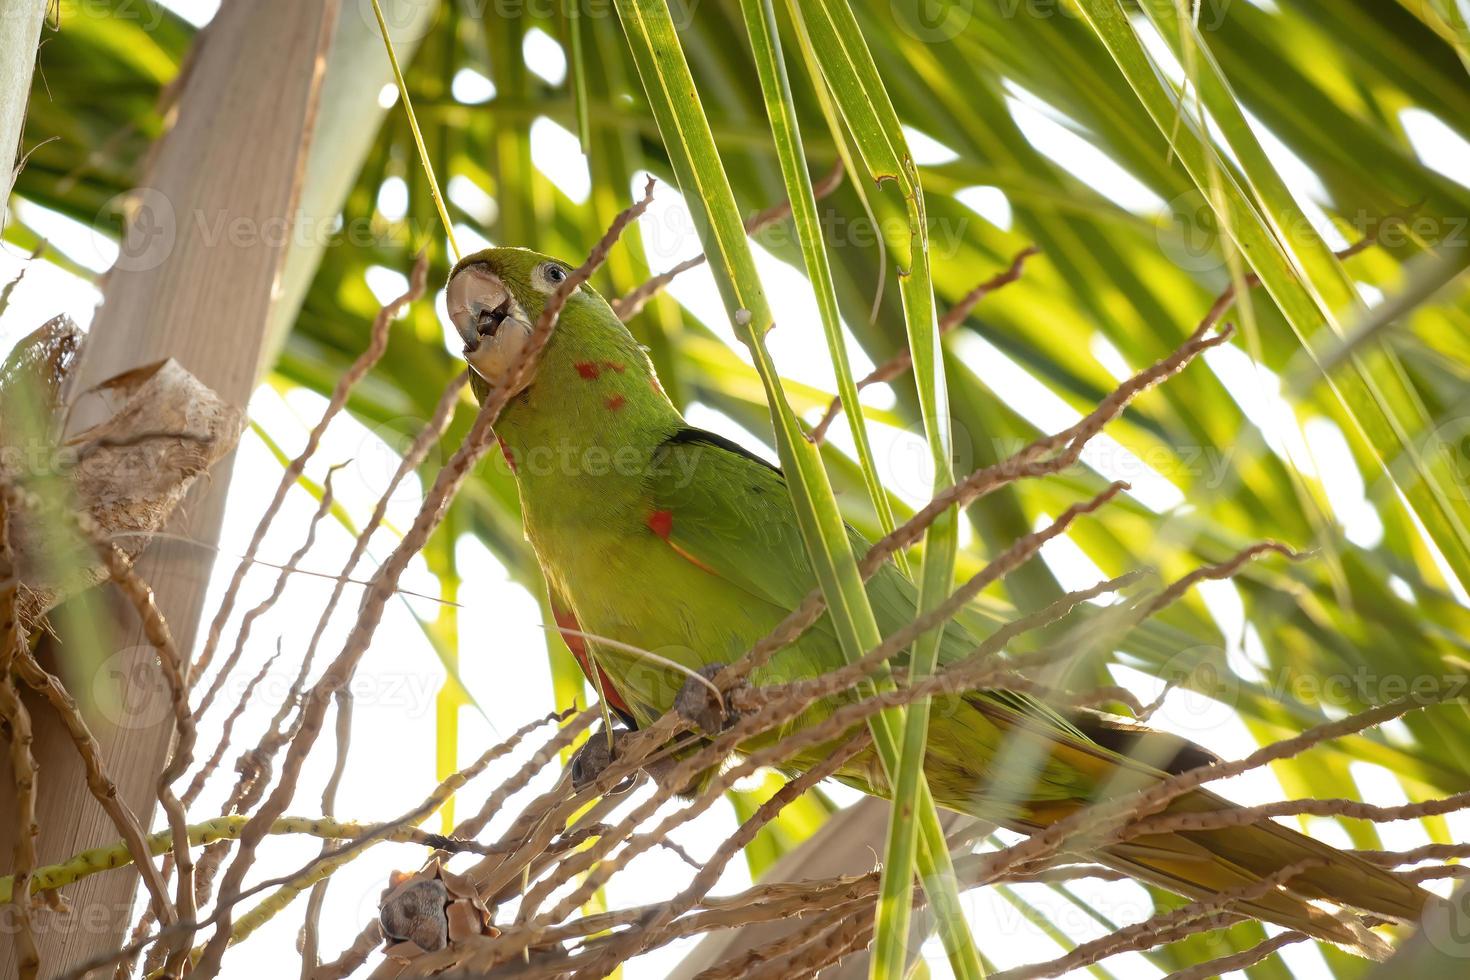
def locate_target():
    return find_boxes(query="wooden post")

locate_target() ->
[0,0,339,973]
[0,0,47,207]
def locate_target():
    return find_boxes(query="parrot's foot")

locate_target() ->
[674,663,739,735]
[569,726,639,795]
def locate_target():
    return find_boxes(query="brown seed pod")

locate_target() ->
[375,858,499,968]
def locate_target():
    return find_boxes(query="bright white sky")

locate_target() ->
[2,3,1468,977]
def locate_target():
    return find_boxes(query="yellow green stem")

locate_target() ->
[0,815,446,903]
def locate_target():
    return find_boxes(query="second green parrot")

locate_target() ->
[446,247,1428,953]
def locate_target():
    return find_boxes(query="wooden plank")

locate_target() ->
[0,0,338,973]
[0,0,46,206]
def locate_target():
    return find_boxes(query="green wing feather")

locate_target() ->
[646,428,1090,735]
[638,428,1429,941]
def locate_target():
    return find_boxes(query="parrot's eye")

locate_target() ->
[538,262,568,288]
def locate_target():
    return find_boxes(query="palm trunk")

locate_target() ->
[0,0,340,973]
[0,1,46,208]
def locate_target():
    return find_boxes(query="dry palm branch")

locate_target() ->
[0,187,1464,980]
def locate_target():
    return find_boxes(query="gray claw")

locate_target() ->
[674,663,736,735]
[569,727,637,795]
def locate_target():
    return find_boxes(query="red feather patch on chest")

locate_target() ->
[552,603,631,716]
[574,361,601,380]
[604,394,626,412]
[646,509,673,539]
[647,509,718,574]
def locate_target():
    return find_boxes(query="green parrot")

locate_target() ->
[446,246,1428,952]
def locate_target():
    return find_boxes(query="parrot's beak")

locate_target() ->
[447,263,534,392]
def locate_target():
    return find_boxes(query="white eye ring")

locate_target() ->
[540,262,568,288]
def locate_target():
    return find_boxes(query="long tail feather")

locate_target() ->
[904,697,1433,957]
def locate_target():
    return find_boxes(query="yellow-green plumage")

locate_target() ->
[449,247,1428,953]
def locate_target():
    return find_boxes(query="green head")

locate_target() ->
[447,246,621,395]
[445,247,680,487]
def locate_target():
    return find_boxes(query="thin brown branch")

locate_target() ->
[691,901,867,980]
[1357,842,1470,865]
[992,862,1321,980]
[0,675,40,980]
[12,650,175,924]
[718,316,1235,691]
[180,642,281,821]
[182,373,469,929]
[190,183,657,980]
[307,922,382,980]
[567,733,871,977]
[299,686,353,975]
[1126,788,1470,839]
[2,479,200,964]
[94,538,197,973]
[1162,931,1309,980]
[258,708,573,916]
[809,244,1040,443]
[1405,866,1470,883]
[0,485,39,980]
[732,484,1130,714]
[743,905,874,980]
[283,369,468,739]
[1133,541,1306,621]
[610,160,844,321]
[186,252,429,689]
[1190,238,1376,348]
[190,463,344,730]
